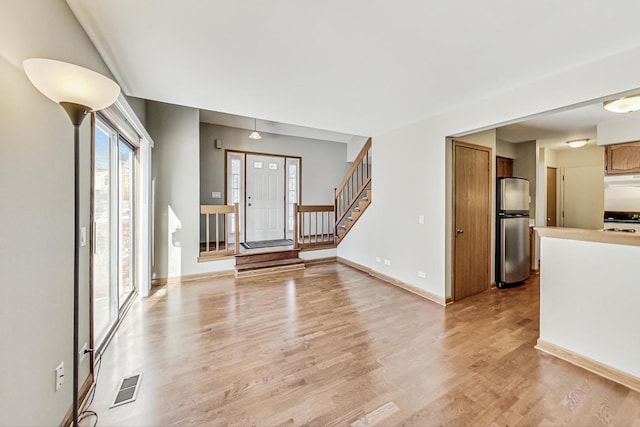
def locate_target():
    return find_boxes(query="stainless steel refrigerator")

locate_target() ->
[496,177,530,288]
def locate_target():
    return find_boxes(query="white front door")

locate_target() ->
[246,154,285,241]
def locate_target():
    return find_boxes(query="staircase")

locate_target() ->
[336,188,371,243]
[334,138,372,244]
[234,249,305,278]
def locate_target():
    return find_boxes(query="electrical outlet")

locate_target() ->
[55,362,64,391]
[375,257,381,263]
[80,342,88,362]
[418,271,426,279]
[384,259,391,266]
[211,191,221,199]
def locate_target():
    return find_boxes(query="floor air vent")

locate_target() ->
[110,373,142,408]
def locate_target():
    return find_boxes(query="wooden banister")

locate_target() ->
[335,138,372,195]
[199,203,239,260]
[294,204,335,249]
[335,176,371,227]
[334,138,372,228]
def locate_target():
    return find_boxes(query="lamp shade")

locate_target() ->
[23,58,120,111]
[249,131,262,140]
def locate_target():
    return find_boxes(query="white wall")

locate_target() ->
[148,102,235,280]
[347,135,369,162]
[338,45,640,301]
[539,237,640,378]
[0,1,114,424]
[496,138,518,159]
[598,111,640,145]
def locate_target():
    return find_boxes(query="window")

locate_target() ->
[229,157,242,234]
[92,116,137,350]
[286,158,300,232]
[226,152,245,243]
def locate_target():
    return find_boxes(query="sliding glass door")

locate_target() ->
[93,117,136,349]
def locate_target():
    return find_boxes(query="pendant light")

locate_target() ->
[249,117,262,140]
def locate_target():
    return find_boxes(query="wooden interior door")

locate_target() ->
[453,141,491,301]
[496,156,513,177]
[546,167,557,226]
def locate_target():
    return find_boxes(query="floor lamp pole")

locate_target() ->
[62,102,90,427]
[72,122,80,427]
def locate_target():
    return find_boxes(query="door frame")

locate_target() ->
[451,140,493,302]
[546,166,557,226]
[224,149,302,242]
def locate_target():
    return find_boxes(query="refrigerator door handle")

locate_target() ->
[500,220,507,280]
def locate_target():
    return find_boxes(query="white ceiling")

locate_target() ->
[496,100,640,150]
[67,0,640,138]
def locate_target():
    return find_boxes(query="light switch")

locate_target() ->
[80,227,87,247]
[418,215,425,224]
[211,191,221,199]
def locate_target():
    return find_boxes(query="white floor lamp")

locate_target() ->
[23,58,120,427]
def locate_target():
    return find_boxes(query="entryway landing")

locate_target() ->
[234,247,304,278]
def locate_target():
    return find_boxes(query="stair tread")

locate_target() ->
[235,257,305,272]
[235,249,300,265]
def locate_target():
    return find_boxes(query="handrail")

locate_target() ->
[294,204,335,249]
[335,138,372,195]
[199,203,239,258]
[334,138,372,225]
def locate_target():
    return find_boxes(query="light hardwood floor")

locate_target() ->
[81,263,640,426]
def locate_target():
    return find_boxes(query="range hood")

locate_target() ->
[604,174,640,214]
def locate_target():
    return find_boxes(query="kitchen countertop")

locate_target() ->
[535,226,640,247]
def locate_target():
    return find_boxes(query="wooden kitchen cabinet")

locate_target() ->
[605,141,640,175]
[496,156,514,177]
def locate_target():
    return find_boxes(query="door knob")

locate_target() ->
[248,203,252,207]
[456,228,464,234]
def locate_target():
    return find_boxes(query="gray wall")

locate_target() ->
[126,95,147,127]
[200,123,350,207]
[0,1,114,424]
[148,101,237,279]
[513,141,537,219]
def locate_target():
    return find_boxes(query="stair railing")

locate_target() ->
[199,203,240,259]
[293,204,335,249]
[334,138,372,232]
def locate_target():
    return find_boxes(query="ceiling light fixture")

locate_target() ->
[603,94,640,113]
[566,139,588,148]
[249,117,262,140]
